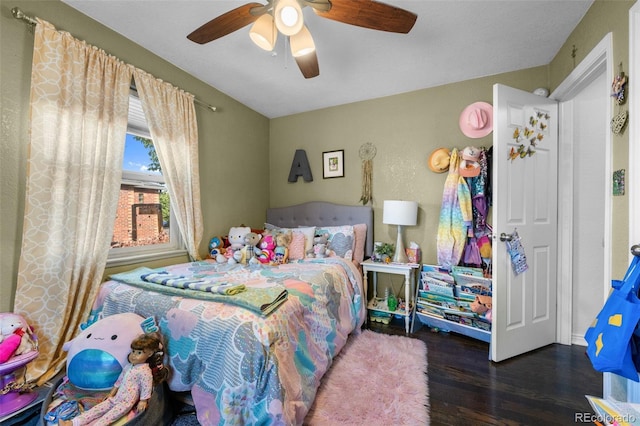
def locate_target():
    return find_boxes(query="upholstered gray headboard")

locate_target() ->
[266,201,374,258]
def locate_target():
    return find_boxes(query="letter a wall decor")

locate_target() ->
[288,149,313,182]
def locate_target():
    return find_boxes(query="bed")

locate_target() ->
[88,201,373,425]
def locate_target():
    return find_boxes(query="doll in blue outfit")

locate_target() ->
[60,332,168,426]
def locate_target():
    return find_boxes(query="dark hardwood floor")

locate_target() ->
[368,320,602,425]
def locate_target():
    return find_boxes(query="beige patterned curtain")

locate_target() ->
[14,19,133,384]
[133,69,203,260]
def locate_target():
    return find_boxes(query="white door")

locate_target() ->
[491,84,558,362]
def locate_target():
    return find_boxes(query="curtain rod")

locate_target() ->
[11,7,217,112]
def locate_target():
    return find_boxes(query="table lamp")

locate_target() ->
[383,200,418,263]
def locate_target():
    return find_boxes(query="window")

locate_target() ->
[107,92,185,266]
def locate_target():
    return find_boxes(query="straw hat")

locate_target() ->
[459,101,493,138]
[428,148,451,173]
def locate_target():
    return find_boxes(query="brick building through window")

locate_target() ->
[112,177,168,248]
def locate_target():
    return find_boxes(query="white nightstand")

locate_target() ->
[362,259,419,334]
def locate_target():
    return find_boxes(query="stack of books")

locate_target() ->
[415,264,492,331]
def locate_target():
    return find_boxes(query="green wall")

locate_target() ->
[270,67,547,263]
[0,0,270,312]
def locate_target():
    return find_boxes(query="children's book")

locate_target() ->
[585,395,640,426]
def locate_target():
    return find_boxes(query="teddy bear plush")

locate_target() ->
[306,233,330,258]
[243,232,262,265]
[273,230,292,265]
[257,232,276,264]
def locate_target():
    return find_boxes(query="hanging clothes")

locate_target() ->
[461,147,491,270]
[485,146,493,207]
[465,148,489,238]
[437,148,473,270]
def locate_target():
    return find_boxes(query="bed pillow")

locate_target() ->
[296,227,316,254]
[287,231,307,260]
[265,223,315,255]
[352,223,367,266]
[313,225,355,260]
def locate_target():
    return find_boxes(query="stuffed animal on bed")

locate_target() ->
[227,226,251,264]
[243,232,262,265]
[63,312,145,390]
[273,230,292,264]
[0,313,36,363]
[257,233,276,264]
[208,236,227,263]
[306,233,330,258]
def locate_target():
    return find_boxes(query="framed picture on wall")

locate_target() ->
[322,150,344,179]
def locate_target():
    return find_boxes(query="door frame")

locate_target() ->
[550,33,613,345]
[630,3,640,256]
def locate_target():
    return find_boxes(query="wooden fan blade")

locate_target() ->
[295,51,320,79]
[314,0,417,34]
[187,2,265,44]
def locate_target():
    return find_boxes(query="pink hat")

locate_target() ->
[461,146,480,161]
[459,102,493,138]
[459,146,481,177]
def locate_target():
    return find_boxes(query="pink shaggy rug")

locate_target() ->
[304,329,429,425]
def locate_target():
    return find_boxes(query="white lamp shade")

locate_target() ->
[250,14,277,51]
[383,200,418,226]
[290,25,315,57]
[275,0,304,36]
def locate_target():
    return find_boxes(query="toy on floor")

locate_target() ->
[63,312,145,390]
[0,312,39,417]
[59,332,168,426]
[0,312,36,363]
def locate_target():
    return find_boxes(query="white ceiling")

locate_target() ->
[61,0,593,118]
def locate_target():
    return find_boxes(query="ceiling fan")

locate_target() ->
[187,0,417,79]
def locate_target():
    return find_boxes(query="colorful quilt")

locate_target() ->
[90,257,365,426]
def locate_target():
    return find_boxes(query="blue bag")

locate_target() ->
[585,255,640,381]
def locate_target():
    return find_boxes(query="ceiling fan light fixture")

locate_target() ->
[275,0,304,36]
[249,13,277,51]
[290,25,315,57]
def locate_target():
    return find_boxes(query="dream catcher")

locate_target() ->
[358,142,377,205]
[611,62,628,135]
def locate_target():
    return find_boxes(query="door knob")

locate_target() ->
[499,232,513,242]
